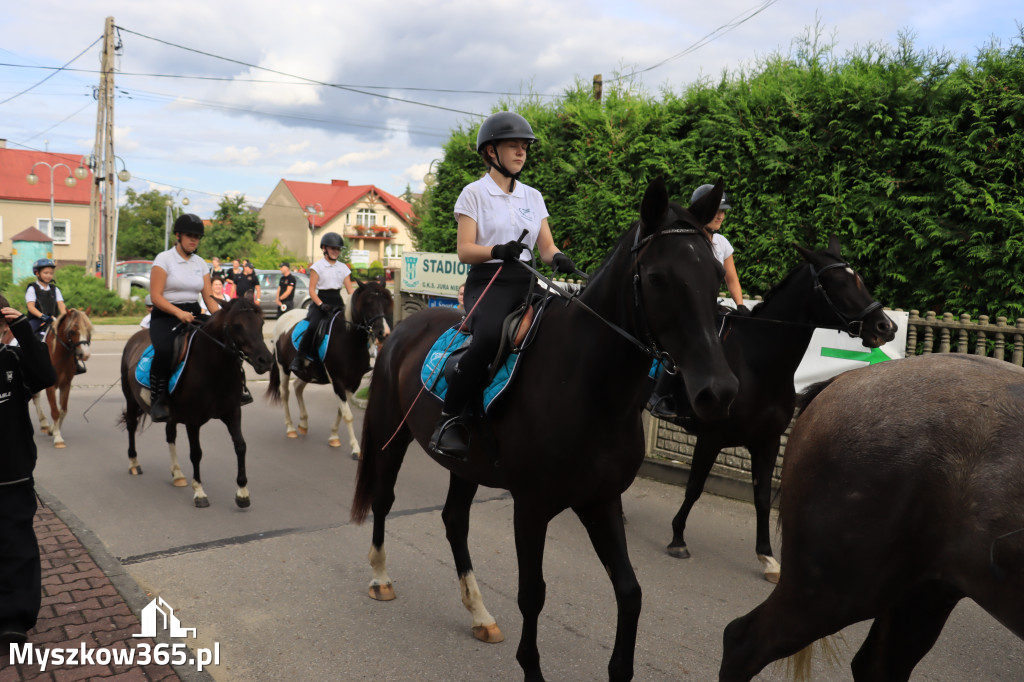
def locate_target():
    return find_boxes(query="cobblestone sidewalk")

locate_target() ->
[0,496,199,682]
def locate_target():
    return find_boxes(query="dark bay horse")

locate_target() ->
[720,353,1024,681]
[32,308,92,448]
[659,236,896,581]
[119,297,274,507]
[266,280,393,456]
[350,179,739,681]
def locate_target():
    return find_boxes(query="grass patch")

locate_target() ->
[355,386,370,400]
[92,316,146,325]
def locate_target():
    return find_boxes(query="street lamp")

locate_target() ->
[74,154,132,281]
[26,161,77,240]
[304,202,324,263]
[164,190,191,251]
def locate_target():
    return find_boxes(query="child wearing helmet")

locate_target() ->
[148,213,221,422]
[428,111,578,460]
[25,258,66,337]
[288,232,355,374]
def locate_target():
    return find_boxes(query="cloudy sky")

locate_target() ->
[2,1,1021,216]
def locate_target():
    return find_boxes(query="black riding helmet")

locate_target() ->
[476,112,537,191]
[691,184,732,210]
[173,213,205,237]
[320,232,344,249]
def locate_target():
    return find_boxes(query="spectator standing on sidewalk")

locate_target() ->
[276,262,296,313]
[0,295,57,646]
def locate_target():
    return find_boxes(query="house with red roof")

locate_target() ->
[259,178,416,265]
[0,141,94,266]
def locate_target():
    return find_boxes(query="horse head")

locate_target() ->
[214,297,275,374]
[633,178,738,420]
[57,308,92,364]
[351,279,394,347]
[793,234,898,348]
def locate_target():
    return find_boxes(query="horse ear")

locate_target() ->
[793,243,814,262]
[688,178,724,227]
[640,178,669,235]
[827,233,843,257]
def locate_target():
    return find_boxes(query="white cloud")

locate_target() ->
[214,145,262,165]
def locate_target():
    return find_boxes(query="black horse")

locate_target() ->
[720,353,1024,681]
[266,279,393,456]
[119,297,275,507]
[659,235,896,581]
[350,179,739,681]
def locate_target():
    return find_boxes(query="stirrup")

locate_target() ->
[428,414,470,461]
[240,384,254,406]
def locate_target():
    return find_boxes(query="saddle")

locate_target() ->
[423,293,553,413]
[290,313,340,364]
[135,329,197,394]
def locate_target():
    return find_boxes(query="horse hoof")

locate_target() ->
[368,583,396,601]
[667,545,691,559]
[764,571,780,584]
[54,442,66,449]
[328,438,342,448]
[235,495,251,508]
[172,477,188,487]
[351,451,361,461]
[194,497,210,509]
[758,554,781,583]
[297,426,308,435]
[129,465,144,476]
[472,623,504,644]
[286,430,298,439]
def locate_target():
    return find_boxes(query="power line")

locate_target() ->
[114,25,487,118]
[607,0,780,83]
[22,101,95,143]
[0,62,556,98]
[0,36,102,107]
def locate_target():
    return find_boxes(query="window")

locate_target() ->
[381,214,388,227]
[356,208,376,227]
[39,219,69,244]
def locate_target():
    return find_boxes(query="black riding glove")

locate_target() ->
[490,240,527,262]
[551,252,577,275]
[733,304,751,316]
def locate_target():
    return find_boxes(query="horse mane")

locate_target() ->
[55,308,92,338]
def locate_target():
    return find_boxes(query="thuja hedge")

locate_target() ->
[418,33,1024,318]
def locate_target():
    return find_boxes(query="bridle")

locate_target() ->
[630,219,713,374]
[54,313,90,356]
[348,285,392,342]
[808,261,884,338]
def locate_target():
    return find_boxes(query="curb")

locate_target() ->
[35,485,215,682]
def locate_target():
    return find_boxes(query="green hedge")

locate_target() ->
[2,265,128,316]
[419,30,1024,319]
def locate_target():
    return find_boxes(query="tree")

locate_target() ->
[202,195,265,261]
[117,188,173,260]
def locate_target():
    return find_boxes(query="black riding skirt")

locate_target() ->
[149,302,202,380]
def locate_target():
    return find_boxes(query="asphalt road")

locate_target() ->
[29,336,1024,681]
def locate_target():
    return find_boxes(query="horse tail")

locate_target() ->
[265,347,282,404]
[785,636,844,682]
[350,424,377,524]
[794,377,837,416]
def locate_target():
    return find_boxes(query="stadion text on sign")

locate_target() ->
[401,252,469,299]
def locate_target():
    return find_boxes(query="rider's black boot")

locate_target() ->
[428,364,474,461]
[240,382,254,406]
[647,370,679,420]
[150,377,171,423]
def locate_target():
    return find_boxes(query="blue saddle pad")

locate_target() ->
[290,320,330,363]
[135,345,188,394]
[421,327,519,413]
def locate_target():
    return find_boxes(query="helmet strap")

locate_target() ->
[485,144,520,193]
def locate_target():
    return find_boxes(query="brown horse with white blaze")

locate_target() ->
[32,308,92,448]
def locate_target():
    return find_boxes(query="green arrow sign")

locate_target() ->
[820,347,892,365]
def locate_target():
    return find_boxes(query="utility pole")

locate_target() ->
[86,17,119,289]
[593,74,603,101]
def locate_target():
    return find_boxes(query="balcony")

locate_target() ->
[345,224,399,240]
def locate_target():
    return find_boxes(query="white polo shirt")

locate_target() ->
[153,247,208,304]
[454,173,550,263]
[310,258,352,290]
[710,233,735,265]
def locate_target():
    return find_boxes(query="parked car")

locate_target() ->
[115,260,153,291]
[254,269,311,318]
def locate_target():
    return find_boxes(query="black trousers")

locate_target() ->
[298,290,344,356]
[149,302,201,382]
[0,480,40,632]
[444,262,532,412]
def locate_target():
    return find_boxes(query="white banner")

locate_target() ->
[400,251,469,299]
